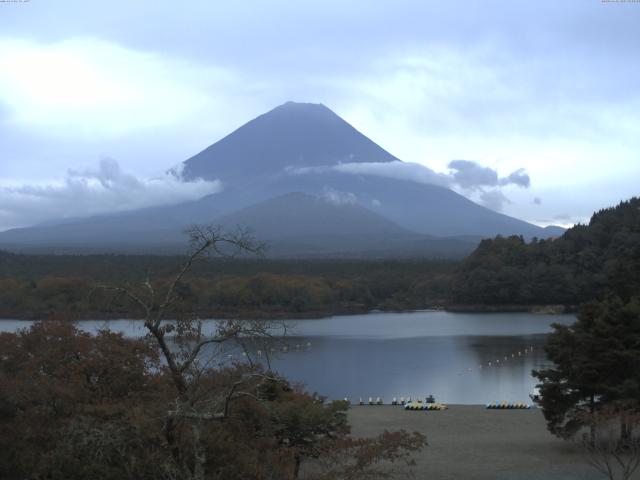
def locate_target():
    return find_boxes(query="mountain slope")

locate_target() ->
[224,170,549,237]
[181,101,398,183]
[216,192,408,239]
[0,101,560,256]
[212,192,475,258]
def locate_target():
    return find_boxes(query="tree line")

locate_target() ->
[452,197,640,306]
[0,255,454,319]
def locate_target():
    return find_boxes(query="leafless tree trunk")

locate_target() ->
[99,225,283,479]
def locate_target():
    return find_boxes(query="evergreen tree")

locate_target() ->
[534,297,640,438]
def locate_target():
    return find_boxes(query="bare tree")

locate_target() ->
[94,224,427,480]
[100,225,283,480]
[580,406,640,480]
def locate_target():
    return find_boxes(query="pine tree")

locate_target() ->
[534,296,640,438]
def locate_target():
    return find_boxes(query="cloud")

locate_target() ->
[500,168,531,188]
[321,187,358,206]
[448,160,530,190]
[448,160,499,190]
[286,159,530,212]
[479,190,512,212]
[287,159,522,191]
[0,37,235,139]
[300,159,531,194]
[0,158,221,231]
[333,161,450,187]
[533,197,542,205]
[328,41,640,227]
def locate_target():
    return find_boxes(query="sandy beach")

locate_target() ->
[348,405,630,480]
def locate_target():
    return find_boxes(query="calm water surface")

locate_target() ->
[1,311,575,404]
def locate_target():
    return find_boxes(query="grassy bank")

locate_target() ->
[348,405,608,480]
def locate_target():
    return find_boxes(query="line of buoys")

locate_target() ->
[456,345,538,374]
[270,342,313,354]
[486,401,530,409]
[404,402,448,411]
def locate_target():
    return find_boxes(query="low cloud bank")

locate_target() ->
[287,159,530,211]
[0,158,221,231]
[448,160,530,190]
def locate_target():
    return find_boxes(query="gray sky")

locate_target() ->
[1,0,639,231]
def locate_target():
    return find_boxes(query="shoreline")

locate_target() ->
[0,304,574,322]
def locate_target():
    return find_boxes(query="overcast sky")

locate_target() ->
[1,0,639,231]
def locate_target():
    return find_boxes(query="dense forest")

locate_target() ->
[452,197,640,306]
[0,254,454,319]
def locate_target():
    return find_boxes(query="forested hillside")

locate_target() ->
[452,197,640,306]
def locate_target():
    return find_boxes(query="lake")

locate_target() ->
[0,310,575,404]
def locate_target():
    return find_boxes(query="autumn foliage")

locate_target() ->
[0,321,425,479]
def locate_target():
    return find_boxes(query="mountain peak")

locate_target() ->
[263,100,338,121]
[181,101,398,182]
[276,100,329,110]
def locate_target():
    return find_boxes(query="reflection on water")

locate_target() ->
[257,334,553,405]
[0,311,574,404]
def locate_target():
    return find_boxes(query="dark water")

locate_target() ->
[0,311,575,404]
